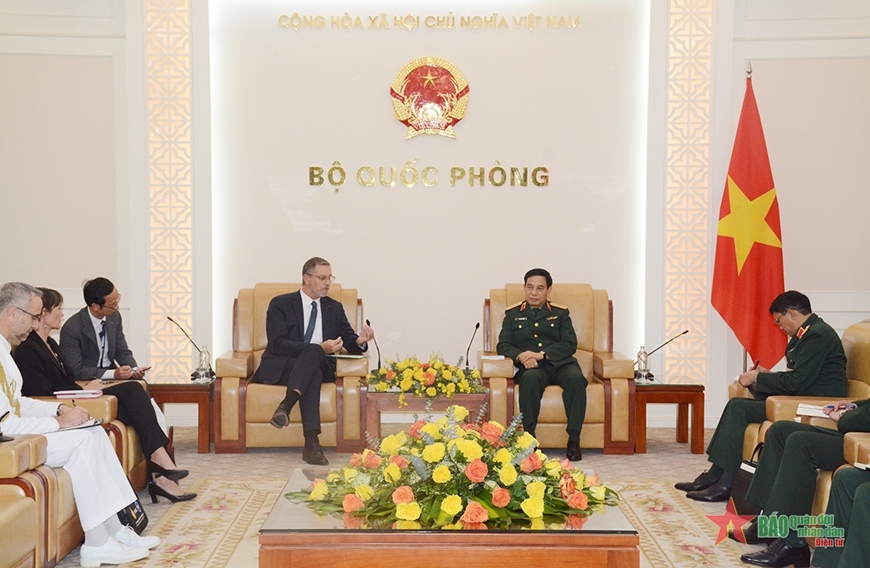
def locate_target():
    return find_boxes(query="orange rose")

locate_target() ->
[464,459,489,483]
[491,487,511,508]
[460,501,489,524]
[567,491,588,510]
[422,371,436,386]
[585,474,600,487]
[386,369,396,381]
[408,419,427,439]
[391,486,415,505]
[461,522,488,530]
[565,514,588,530]
[342,494,364,513]
[390,454,409,469]
[520,452,543,473]
[362,451,383,469]
[349,453,363,467]
[343,512,363,529]
[559,475,576,497]
[462,423,482,434]
[480,422,505,446]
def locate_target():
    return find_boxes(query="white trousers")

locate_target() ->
[44,426,135,532]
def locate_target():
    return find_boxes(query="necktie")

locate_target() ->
[99,321,107,366]
[303,301,317,343]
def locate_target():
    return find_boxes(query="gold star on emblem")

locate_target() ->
[717,176,782,274]
[421,70,438,88]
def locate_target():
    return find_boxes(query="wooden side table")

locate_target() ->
[365,392,488,444]
[149,381,214,453]
[635,383,705,454]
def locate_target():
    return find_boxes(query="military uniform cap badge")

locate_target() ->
[390,56,469,139]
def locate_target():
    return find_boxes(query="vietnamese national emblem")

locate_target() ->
[390,56,469,139]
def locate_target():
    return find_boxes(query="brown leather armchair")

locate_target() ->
[214,283,369,453]
[0,434,82,568]
[479,283,636,454]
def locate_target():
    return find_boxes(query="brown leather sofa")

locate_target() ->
[214,283,369,453]
[478,283,636,454]
[729,320,870,516]
[0,433,82,568]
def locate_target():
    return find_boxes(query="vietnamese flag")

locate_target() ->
[711,78,786,369]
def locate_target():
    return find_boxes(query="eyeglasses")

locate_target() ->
[773,312,787,326]
[103,294,121,310]
[15,306,41,323]
[306,274,335,283]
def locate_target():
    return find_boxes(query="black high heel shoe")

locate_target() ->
[148,482,196,504]
[148,461,189,481]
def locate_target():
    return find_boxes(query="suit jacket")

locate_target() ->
[252,291,365,384]
[60,307,137,380]
[14,331,80,396]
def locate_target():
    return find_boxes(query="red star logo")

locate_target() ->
[707,509,755,544]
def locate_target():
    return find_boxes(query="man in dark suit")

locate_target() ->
[60,277,147,381]
[252,257,374,465]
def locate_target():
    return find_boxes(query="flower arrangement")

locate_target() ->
[365,357,484,407]
[287,405,619,530]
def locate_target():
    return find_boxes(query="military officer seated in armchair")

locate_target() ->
[496,268,587,461]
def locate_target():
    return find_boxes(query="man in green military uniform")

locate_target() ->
[813,466,870,568]
[734,399,870,567]
[497,268,586,461]
[676,290,847,502]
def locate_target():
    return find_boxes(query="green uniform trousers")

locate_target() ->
[812,467,870,568]
[744,421,847,516]
[515,361,586,439]
[706,398,767,475]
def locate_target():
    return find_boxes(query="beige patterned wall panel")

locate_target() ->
[664,0,713,383]
[148,0,194,383]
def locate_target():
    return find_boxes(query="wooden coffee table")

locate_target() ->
[635,382,705,454]
[365,392,488,443]
[149,381,214,453]
[260,470,639,568]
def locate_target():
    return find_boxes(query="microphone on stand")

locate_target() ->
[635,329,689,381]
[166,316,214,381]
[366,319,381,372]
[465,322,480,371]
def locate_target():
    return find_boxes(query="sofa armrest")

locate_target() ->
[729,382,755,399]
[0,435,46,478]
[476,351,514,379]
[593,351,634,379]
[216,350,254,379]
[844,432,870,466]
[765,396,853,424]
[337,356,369,378]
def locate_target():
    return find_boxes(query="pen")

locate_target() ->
[752,359,760,371]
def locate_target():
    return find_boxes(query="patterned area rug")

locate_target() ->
[122,478,748,568]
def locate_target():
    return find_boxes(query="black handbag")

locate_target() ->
[118,498,149,534]
[728,442,763,516]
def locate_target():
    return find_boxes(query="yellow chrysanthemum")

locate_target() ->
[383,462,402,482]
[520,496,544,518]
[526,480,546,499]
[440,495,463,516]
[376,382,389,392]
[422,442,446,463]
[400,377,413,391]
[426,387,437,397]
[499,463,518,486]
[355,484,374,501]
[432,465,453,483]
[396,501,422,521]
[445,383,456,394]
[450,406,469,422]
[442,370,452,380]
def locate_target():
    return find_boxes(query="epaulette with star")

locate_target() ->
[506,301,524,311]
[796,324,810,339]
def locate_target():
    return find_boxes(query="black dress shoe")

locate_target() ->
[740,538,810,567]
[270,403,291,429]
[686,482,731,502]
[566,440,582,461]
[148,482,197,504]
[675,469,718,492]
[730,518,776,545]
[148,461,189,482]
[302,441,329,465]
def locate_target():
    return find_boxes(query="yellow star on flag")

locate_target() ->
[717,177,782,274]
